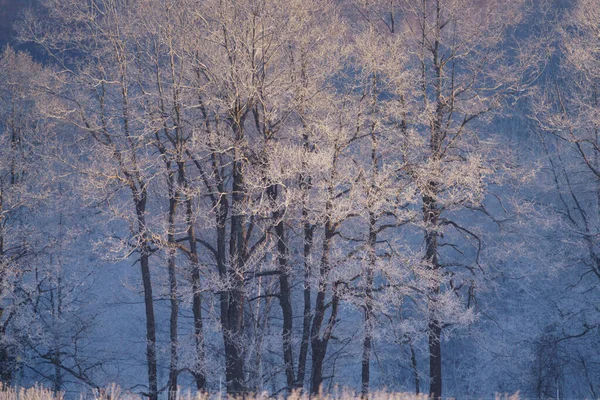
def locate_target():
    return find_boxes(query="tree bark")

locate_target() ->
[428,319,442,400]
[178,161,207,391]
[273,198,295,391]
[296,130,314,390]
[188,215,207,391]
[224,119,247,395]
[425,3,444,397]
[362,121,379,395]
[410,343,420,395]
[296,215,314,390]
[136,195,158,400]
[309,289,340,395]
[361,216,375,396]
[309,216,338,395]
[423,191,442,400]
[167,164,179,400]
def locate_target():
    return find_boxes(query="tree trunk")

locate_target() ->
[309,216,338,395]
[361,268,374,396]
[224,121,246,395]
[167,165,179,400]
[179,161,207,391]
[214,174,233,394]
[425,4,444,392]
[423,191,442,400]
[140,248,158,400]
[309,289,339,395]
[167,246,179,400]
[135,195,158,400]
[190,255,206,391]
[428,319,442,400]
[223,290,245,395]
[296,217,314,389]
[361,212,376,396]
[410,343,420,395]
[296,129,314,390]
[275,210,295,391]
[310,339,326,395]
[52,272,63,395]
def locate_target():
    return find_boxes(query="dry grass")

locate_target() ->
[0,384,520,400]
[89,387,433,400]
[0,383,62,400]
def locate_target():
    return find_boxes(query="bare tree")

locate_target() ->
[347,0,534,397]
[20,2,168,397]
[0,46,45,384]
[3,0,549,396]
[531,1,600,396]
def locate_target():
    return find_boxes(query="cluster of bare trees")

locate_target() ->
[528,0,600,397]
[1,0,599,398]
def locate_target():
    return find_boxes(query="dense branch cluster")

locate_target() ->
[0,0,598,399]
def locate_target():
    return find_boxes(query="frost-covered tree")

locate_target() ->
[531,0,600,396]
[0,46,107,394]
[21,2,167,396]
[0,0,566,397]
[346,0,537,397]
[0,46,46,383]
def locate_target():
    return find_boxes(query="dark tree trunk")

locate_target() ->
[275,208,295,391]
[139,248,158,400]
[309,290,339,395]
[0,343,13,385]
[428,320,442,400]
[166,165,179,400]
[410,343,420,395]
[52,273,63,396]
[190,262,206,391]
[214,174,235,394]
[167,246,179,400]
[296,217,314,389]
[296,129,314,390]
[425,3,443,388]
[362,210,376,396]
[361,267,374,396]
[224,120,247,395]
[308,143,343,395]
[178,161,207,391]
[153,69,181,399]
[309,217,338,395]
[310,339,326,395]
[188,219,207,391]
[423,191,442,400]
[136,195,158,400]
[223,289,245,395]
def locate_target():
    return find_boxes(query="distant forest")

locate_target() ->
[0,0,598,399]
